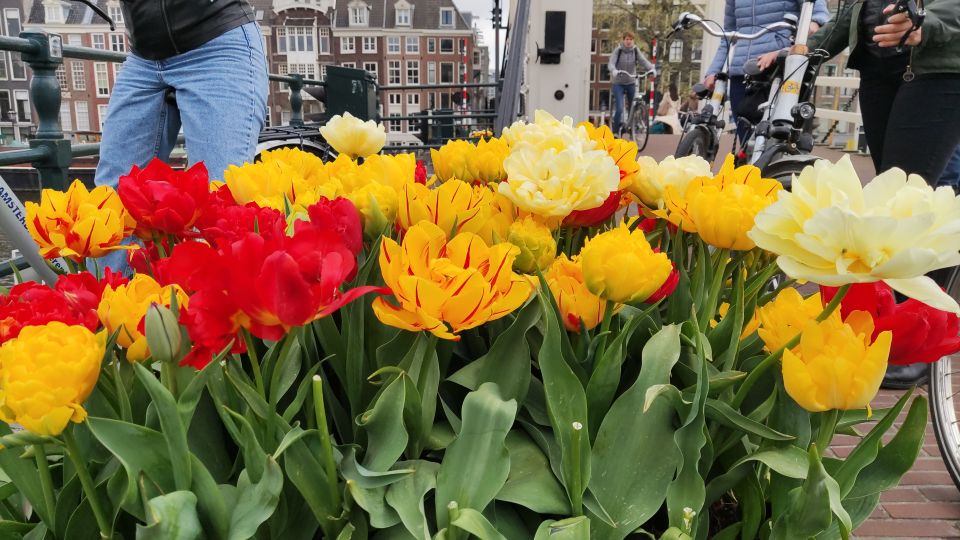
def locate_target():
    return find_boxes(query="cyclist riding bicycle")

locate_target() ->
[608,32,655,135]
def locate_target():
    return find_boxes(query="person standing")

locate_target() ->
[704,0,831,141]
[808,0,960,387]
[94,0,268,189]
[608,32,655,135]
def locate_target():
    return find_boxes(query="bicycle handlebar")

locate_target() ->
[674,12,796,42]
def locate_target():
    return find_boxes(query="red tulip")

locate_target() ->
[822,282,960,365]
[563,191,622,228]
[645,267,680,304]
[118,159,210,239]
[302,198,363,255]
[415,160,428,185]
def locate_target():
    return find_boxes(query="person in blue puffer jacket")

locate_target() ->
[704,0,831,139]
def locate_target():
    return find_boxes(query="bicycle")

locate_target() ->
[609,69,655,151]
[670,13,797,165]
[931,267,960,490]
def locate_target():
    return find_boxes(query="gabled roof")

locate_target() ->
[28,0,105,25]
[334,0,471,30]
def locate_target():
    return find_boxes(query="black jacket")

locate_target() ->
[119,0,255,60]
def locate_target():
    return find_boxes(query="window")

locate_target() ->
[406,36,418,53]
[362,36,376,53]
[277,63,288,75]
[388,93,401,106]
[75,101,89,131]
[440,92,450,108]
[277,27,315,53]
[318,28,330,54]
[113,62,121,79]
[440,62,454,83]
[0,54,7,80]
[591,39,596,53]
[43,2,66,23]
[289,63,317,79]
[406,60,419,84]
[56,65,67,88]
[599,39,611,54]
[669,40,683,63]
[590,64,596,82]
[110,33,125,52]
[67,34,81,46]
[92,34,105,50]
[473,50,481,67]
[388,60,401,85]
[427,62,436,84]
[364,61,378,82]
[691,41,702,62]
[320,64,328,80]
[341,62,356,69]
[598,89,610,110]
[440,38,454,53]
[388,113,400,132]
[440,7,455,27]
[14,90,29,122]
[387,36,400,54]
[407,93,419,106]
[350,4,369,26]
[10,54,24,80]
[396,7,411,26]
[428,92,436,109]
[60,102,72,131]
[95,62,109,96]
[0,91,10,122]
[4,8,21,37]
[71,61,85,90]
[427,38,436,53]
[97,104,108,131]
[599,64,610,81]
[340,36,355,53]
[108,5,123,24]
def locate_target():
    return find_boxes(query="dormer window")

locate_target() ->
[395,1,412,26]
[43,0,68,24]
[349,2,369,26]
[439,7,455,28]
[107,2,123,24]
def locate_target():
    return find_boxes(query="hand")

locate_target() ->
[808,21,820,36]
[874,5,922,47]
[704,74,716,90]
[757,51,779,71]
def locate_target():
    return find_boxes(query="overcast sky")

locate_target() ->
[453,0,509,68]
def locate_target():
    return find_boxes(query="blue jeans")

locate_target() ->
[612,83,636,134]
[937,146,960,191]
[94,23,267,273]
[95,22,268,188]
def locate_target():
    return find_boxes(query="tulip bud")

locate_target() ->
[145,303,182,364]
[508,216,556,274]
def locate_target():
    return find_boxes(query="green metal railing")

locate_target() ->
[0,32,326,191]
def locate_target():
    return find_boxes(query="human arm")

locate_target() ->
[811,0,831,26]
[914,0,960,48]
[607,46,620,76]
[807,1,855,59]
[705,0,736,77]
[637,51,654,74]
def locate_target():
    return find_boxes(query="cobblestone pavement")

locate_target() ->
[641,136,960,539]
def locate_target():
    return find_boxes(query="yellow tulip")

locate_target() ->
[711,302,761,340]
[372,221,533,339]
[579,223,673,304]
[430,138,509,185]
[545,254,614,332]
[628,155,713,209]
[0,322,104,436]
[756,288,825,353]
[346,181,398,238]
[259,147,330,187]
[362,153,418,192]
[782,311,890,412]
[508,216,556,273]
[396,179,516,244]
[578,122,640,190]
[500,110,583,150]
[26,179,135,262]
[98,274,189,362]
[748,155,960,313]
[319,112,386,159]
[323,154,404,237]
[224,159,338,213]
[656,155,782,250]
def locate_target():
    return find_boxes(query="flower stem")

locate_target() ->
[570,421,585,516]
[815,409,840,458]
[699,248,730,331]
[594,301,616,368]
[732,284,851,409]
[64,428,112,539]
[241,329,266,399]
[34,444,57,531]
[160,361,179,399]
[312,376,342,511]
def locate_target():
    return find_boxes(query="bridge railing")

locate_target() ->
[813,75,863,149]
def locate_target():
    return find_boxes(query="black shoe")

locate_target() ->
[880,363,930,390]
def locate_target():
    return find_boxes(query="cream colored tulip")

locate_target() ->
[628,155,713,209]
[319,112,386,159]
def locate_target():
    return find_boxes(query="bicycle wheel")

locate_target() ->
[629,106,650,152]
[930,268,960,490]
[676,127,711,161]
[759,151,820,190]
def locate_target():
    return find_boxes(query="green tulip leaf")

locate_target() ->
[533,516,591,540]
[135,491,203,540]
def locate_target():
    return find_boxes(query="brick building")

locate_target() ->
[0,0,29,145]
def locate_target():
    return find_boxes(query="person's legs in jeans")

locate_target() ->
[162,23,268,181]
[937,146,960,191]
[94,53,182,273]
[879,77,960,182]
[612,83,626,134]
[857,75,902,173]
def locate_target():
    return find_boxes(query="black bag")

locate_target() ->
[736,74,773,125]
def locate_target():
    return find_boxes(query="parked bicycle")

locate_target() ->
[931,268,960,490]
